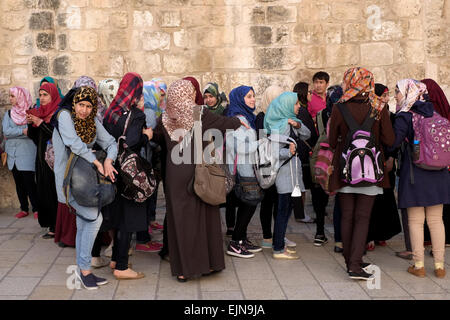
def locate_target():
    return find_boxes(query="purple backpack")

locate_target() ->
[410,111,450,170]
[338,104,384,187]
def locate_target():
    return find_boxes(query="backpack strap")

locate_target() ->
[337,103,375,132]
[316,110,325,136]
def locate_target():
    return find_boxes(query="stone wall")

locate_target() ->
[0,0,449,208]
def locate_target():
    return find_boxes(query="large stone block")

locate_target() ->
[392,0,422,17]
[323,23,342,44]
[242,6,265,24]
[3,0,25,11]
[0,71,11,86]
[68,31,98,52]
[52,56,70,76]
[360,42,394,66]
[439,65,450,85]
[405,41,425,64]
[408,19,424,40]
[208,6,241,26]
[31,56,49,76]
[87,53,124,77]
[65,6,82,29]
[13,35,33,56]
[12,68,28,82]
[86,9,109,29]
[250,73,294,97]
[213,48,255,69]
[326,44,359,67]
[236,25,271,46]
[274,25,290,45]
[343,23,370,42]
[91,0,123,7]
[37,0,60,9]
[126,52,162,76]
[29,11,53,30]
[423,0,445,19]
[201,72,229,93]
[191,49,213,72]
[111,11,128,28]
[0,49,12,65]
[134,10,154,27]
[197,27,235,47]
[425,24,446,57]
[36,33,55,51]
[293,24,323,44]
[108,32,129,51]
[2,13,26,30]
[266,5,296,23]
[298,1,330,21]
[58,34,67,51]
[371,21,408,41]
[160,10,181,27]
[303,46,326,68]
[173,29,194,48]
[255,47,301,71]
[141,32,170,51]
[331,1,361,20]
[229,72,252,90]
[181,8,208,27]
[163,54,192,74]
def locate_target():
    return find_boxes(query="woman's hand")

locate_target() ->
[93,159,104,176]
[239,120,250,129]
[103,158,118,182]
[288,119,300,128]
[143,127,153,140]
[289,142,296,155]
[26,114,43,127]
[22,128,28,136]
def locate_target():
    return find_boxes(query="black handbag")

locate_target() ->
[234,172,265,206]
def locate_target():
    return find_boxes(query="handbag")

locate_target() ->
[234,171,265,206]
[44,141,55,170]
[192,105,227,205]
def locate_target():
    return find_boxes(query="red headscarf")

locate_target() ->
[183,76,204,105]
[27,82,61,124]
[104,72,143,124]
[421,79,450,120]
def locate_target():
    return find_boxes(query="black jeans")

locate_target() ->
[11,166,38,212]
[333,193,342,243]
[311,184,329,236]
[259,185,278,239]
[91,232,103,257]
[231,193,257,242]
[111,230,132,270]
[225,192,237,230]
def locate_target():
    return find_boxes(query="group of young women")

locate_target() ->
[1,65,449,288]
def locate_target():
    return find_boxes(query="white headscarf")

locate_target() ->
[396,79,428,113]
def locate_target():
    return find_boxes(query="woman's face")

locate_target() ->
[39,90,51,106]
[294,100,300,115]
[9,93,17,106]
[203,93,217,107]
[381,90,390,104]
[394,86,403,104]
[74,101,94,120]
[244,90,256,109]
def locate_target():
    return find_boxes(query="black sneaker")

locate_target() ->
[92,274,108,286]
[243,239,262,253]
[313,235,328,247]
[77,272,99,290]
[334,246,344,253]
[361,262,372,271]
[348,270,375,281]
[226,240,254,258]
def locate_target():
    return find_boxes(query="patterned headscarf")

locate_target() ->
[202,82,228,115]
[72,76,105,123]
[421,79,450,120]
[183,76,204,105]
[143,79,167,117]
[104,72,143,124]
[264,92,301,134]
[98,79,120,108]
[226,86,256,129]
[35,76,64,108]
[162,79,196,141]
[27,82,61,125]
[71,86,98,144]
[9,87,32,126]
[258,85,283,114]
[338,67,384,120]
[395,79,428,113]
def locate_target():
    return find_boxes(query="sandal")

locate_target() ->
[114,269,145,280]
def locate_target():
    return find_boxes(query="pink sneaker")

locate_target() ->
[150,222,164,231]
[33,212,38,219]
[135,242,162,253]
[15,211,29,219]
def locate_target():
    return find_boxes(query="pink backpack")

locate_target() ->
[410,111,450,170]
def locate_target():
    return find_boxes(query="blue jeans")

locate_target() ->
[69,200,103,271]
[273,193,293,252]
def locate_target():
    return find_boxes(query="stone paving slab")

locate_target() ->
[0,192,449,300]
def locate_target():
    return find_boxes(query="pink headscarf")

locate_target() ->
[9,87,32,125]
[395,79,428,113]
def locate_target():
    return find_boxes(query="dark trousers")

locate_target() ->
[230,193,257,241]
[401,208,412,252]
[333,194,342,243]
[273,193,294,251]
[311,184,329,236]
[292,196,305,220]
[91,232,103,257]
[158,216,169,259]
[111,230,132,270]
[136,196,156,244]
[11,166,38,212]
[259,185,278,239]
[225,192,237,230]
[339,193,376,273]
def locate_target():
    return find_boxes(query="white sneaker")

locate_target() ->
[91,256,109,268]
[104,243,113,258]
[273,250,299,260]
[297,214,315,223]
[284,237,296,248]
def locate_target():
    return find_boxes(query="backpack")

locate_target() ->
[253,133,294,189]
[117,110,157,203]
[338,103,384,187]
[410,111,450,170]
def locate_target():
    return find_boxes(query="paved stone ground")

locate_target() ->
[0,190,449,300]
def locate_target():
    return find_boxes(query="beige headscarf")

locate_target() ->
[162,79,197,141]
[257,85,284,114]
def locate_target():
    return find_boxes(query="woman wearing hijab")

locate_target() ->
[26,82,61,238]
[152,79,242,281]
[98,79,120,114]
[34,76,64,109]
[224,85,264,258]
[71,76,105,123]
[183,76,204,105]
[51,86,117,290]
[102,72,152,280]
[366,84,402,251]
[202,82,228,115]
[390,79,450,278]
[328,67,395,280]
[254,85,283,248]
[264,92,311,259]
[3,87,38,219]
[421,79,450,249]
